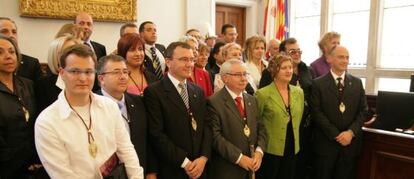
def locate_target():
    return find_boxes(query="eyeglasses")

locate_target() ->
[64,68,96,76]
[174,57,196,63]
[101,69,131,76]
[288,49,302,55]
[226,72,249,78]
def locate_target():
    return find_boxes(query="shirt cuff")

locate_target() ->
[181,157,190,168]
[235,153,243,164]
[256,147,264,156]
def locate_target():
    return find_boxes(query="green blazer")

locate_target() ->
[255,83,304,156]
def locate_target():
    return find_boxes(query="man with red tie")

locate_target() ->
[207,59,267,179]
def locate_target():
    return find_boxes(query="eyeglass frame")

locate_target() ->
[288,49,303,55]
[226,72,250,78]
[64,68,96,76]
[100,69,131,76]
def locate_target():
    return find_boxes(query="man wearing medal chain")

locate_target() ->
[207,59,267,179]
[35,44,143,179]
[310,45,368,179]
[144,42,212,179]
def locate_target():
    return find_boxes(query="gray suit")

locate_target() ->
[207,88,267,179]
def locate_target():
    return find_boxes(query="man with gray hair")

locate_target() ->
[266,39,281,60]
[207,59,267,179]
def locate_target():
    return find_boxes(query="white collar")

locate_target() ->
[57,91,104,120]
[225,86,243,100]
[330,70,345,84]
[101,88,125,105]
[168,73,187,88]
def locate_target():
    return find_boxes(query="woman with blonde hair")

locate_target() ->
[55,23,85,42]
[255,54,304,179]
[35,34,80,112]
[244,36,267,88]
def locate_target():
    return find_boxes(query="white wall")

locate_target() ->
[0,0,261,63]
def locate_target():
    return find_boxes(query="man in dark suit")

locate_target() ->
[139,21,166,80]
[144,42,212,179]
[310,45,368,179]
[96,54,156,179]
[75,12,107,60]
[208,59,267,179]
[0,17,41,81]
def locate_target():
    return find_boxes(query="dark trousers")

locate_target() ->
[256,153,296,179]
[313,150,358,179]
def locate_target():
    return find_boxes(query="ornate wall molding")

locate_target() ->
[19,0,137,22]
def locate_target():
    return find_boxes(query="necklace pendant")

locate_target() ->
[191,117,197,131]
[339,102,346,113]
[244,125,250,137]
[89,142,98,158]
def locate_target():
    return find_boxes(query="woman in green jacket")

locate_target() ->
[255,54,304,179]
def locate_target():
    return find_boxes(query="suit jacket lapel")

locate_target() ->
[343,73,354,103]
[163,78,188,113]
[221,89,244,126]
[124,94,137,138]
[325,74,340,99]
[268,83,287,112]
[243,93,254,129]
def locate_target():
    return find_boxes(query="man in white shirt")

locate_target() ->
[35,44,143,179]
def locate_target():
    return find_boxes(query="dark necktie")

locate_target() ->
[178,82,189,109]
[337,77,344,99]
[150,47,163,79]
[235,96,245,118]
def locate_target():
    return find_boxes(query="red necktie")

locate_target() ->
[235,97,245,118]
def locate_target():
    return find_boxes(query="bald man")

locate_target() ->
[75,12,107,60]
[310,45,367,179]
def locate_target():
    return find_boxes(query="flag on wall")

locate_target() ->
[263,0,289,41]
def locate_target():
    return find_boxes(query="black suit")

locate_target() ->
[144,44,166,80]
[207,88,267,179]
[206,62,220,85]
[35,72,61,115]
[96,91,155,174]
[90,41,107,61]
[17,54,42,82]
[144,76,212,179]
[310,73,368,179]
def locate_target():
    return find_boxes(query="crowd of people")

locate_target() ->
[0,12,368,179]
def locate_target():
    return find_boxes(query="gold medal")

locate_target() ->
[191,117,197,131]
[339,102,346,113]
[89,141,98,158]
[22,106,30,122]
[244,125,250,137]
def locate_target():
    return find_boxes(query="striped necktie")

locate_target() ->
[178,82,189,109]
[150,47,163,79]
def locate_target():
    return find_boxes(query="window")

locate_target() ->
[290,0,321,65]
[380,0,414,68]
[331,0,370,67]
[378,78,411,92]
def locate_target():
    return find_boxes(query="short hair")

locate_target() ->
[279,37,297,52]
[164,42,192,59]
[268,54,293,79]
[318,31,341,53]
[0,34,21,71]
[0,17,17,30]
[221,24,236,35]
[244,36,266,62]
[186,28,200,35]
[55,23,84,39]
[139,21,154,32]
[47,35,80,75]
[59,44,97,69]
[96,54,126,75]
[219,59,245,75]
[221,42,241,59]
[117,33,145,60]
[120,23,138,37]
[179,35,198,46]
[198,43,210,54]
[208,41,226,67]
[267,39,281,50]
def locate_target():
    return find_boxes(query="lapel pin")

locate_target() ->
[131,104,134,107]
[248,102,251,106]
[349,82,352,86]
[193,94,197,98]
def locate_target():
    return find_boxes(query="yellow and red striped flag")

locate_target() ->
[263,0,289,41]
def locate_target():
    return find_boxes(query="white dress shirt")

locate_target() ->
[330,70,345,85]
[35,92,143,179]
[245,60,268,88]
[145,44,166,72]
